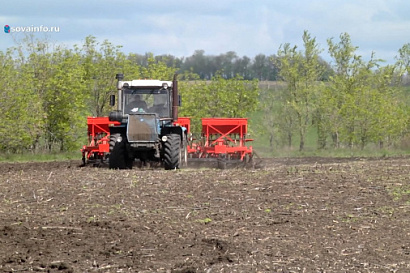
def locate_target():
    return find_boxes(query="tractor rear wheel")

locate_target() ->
[163,134,181,170]
[109,133,133,169]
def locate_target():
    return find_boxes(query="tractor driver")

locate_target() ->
[125,94,147,113]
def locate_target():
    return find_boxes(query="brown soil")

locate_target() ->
[0,157,409,272]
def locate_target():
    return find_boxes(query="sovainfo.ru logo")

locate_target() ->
[4,24,60,33]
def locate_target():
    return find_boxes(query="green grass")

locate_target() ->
[257,145,410,159]
[196,217,212,224]
[251,132,410,159]
[2,136,410,164]
[0,151,80,163]
[387,185,410,201]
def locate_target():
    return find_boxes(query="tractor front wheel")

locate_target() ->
[163,134,181,170]
[109,133,133,169]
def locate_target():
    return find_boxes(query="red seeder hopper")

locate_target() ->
[82,116,254,168]
[175,117,254,164]
[81,117,120,166]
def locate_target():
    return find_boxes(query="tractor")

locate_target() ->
[106,73,187,169]
[81,74,256,170]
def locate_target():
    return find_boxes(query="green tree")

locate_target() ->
[397,43,410,74]
[397,43,410,85]
[258,83,295,150]
[179,73,259,132]
[325,32,361,147]
[17,37,55,151]
[81,36,131,116]
[276,30,323,151]
[252,54,270,81]
[44,48,88,151]
[326,33,408,149]
[0,48,45,152]
[139,53,177,80]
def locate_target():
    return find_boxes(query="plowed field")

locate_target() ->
[1,157,409,272]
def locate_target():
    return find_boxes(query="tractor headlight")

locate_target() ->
[161,136,168,142]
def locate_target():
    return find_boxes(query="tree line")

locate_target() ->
[260,31,410,151]
[0,35,259,153]
[0,32,409,154]
[123,49,334,81]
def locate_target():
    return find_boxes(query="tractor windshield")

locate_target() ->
[123,88,171,118]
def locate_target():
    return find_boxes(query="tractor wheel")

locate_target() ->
[163,134,181,170]
[109,133,133,169]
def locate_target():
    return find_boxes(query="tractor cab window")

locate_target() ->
[149,93,170,117]
[125,94,147,113]
[123,88,171,117]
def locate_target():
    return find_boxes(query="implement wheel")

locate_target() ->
[180,136,188,168]
[163,134,181,170]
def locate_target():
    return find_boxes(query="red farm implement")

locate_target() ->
[81,117,120,166]
[198,118,253,161]
[175,117,254,168]
[82,116,255,168]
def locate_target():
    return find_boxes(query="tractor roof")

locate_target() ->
[119,80,173,89]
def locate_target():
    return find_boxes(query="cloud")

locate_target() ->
[1,0,409,64]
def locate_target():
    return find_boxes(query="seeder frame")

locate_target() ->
[82,116,254,166]
[81,117,120,165]
[176,117,253,161]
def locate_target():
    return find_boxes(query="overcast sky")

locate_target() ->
[1,0,409,64]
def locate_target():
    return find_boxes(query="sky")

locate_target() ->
[1,0,410,64]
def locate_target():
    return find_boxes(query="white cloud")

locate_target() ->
[1,0,409,64]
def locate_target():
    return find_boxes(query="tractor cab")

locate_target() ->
[109,76,174,120]
[122,82,172,118]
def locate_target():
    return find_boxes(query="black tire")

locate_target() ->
[163,134,181,170]
[109,134,117,154]
[109,133,133,169]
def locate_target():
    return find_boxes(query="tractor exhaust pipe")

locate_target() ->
[172,73,178,122]
[115,73,124,111]
[116,73,124,89]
